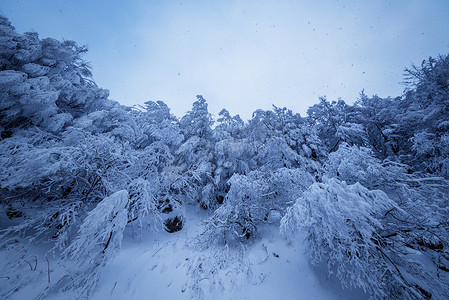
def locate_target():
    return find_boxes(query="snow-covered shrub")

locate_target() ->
[55,190,129,298]
[281,177,399,298]
[175,96,217,209]
[255,136,301,170]
[128,178,159,223]
[213,137,252,203]
[380,176,449,299]
[0,134,79,191]
[324,143,406,189]
[206,168,314,244]
[0,130,92,246]
[411,131,449,176]
[411,131,436,157]
[136,100,183,149]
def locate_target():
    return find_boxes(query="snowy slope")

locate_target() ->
[90,206,366,300]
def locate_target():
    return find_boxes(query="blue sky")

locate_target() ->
[2,0,449,119]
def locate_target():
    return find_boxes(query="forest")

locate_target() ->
[0,14,448,299]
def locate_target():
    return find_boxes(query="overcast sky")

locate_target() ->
[2,0,449,119]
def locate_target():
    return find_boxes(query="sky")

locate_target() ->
[1,0,449,120]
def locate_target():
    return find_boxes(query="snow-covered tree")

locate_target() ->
[177,95,217,208]
[207,168,314,244]
[280,178,409,298]
[57,190,129,298]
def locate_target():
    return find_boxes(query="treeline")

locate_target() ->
[0,15,448,299]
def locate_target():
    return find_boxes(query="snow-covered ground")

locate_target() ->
[89,206,366,300]
[1,205,367,300]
